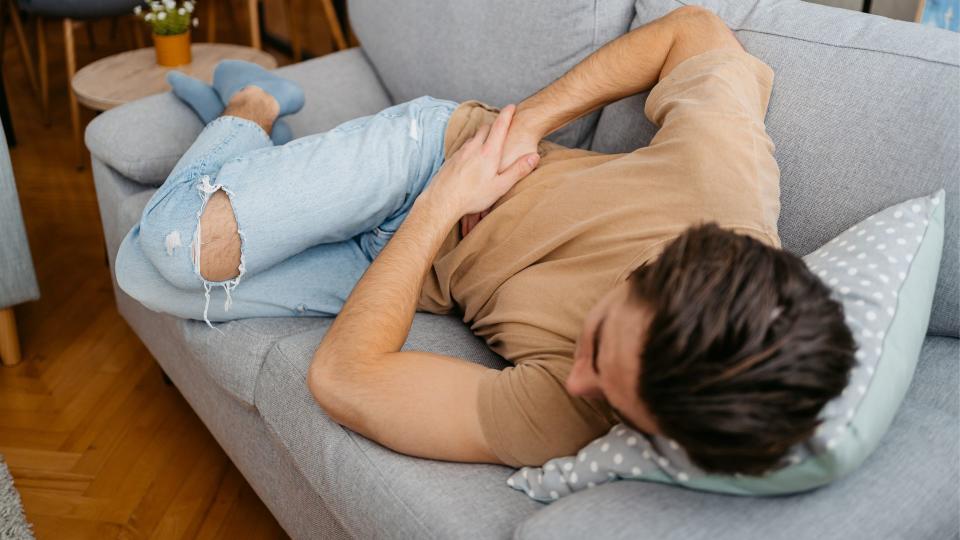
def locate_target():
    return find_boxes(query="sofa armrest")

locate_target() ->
[0,129,39,308]
[85,47,393,186]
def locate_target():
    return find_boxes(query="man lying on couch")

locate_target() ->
[116,5,855,473]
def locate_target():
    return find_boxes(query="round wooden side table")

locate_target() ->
[72,43,277,112]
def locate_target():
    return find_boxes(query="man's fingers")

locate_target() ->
[497,152,540,187]
[484,104,515,153]
[470,124,492,148]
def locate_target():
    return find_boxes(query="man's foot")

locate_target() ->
[167,71,224,124]
[270,119,294,145]
[167,71,296,145]
[223,86,281,135]
[212,60,305,117]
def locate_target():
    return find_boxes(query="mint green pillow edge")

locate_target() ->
[672,194,945,496]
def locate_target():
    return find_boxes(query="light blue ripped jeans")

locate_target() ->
[115,96,457,325]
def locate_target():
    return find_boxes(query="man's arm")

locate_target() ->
[502,6,742,167]
[458,6,742,236]
[307,106,539,463]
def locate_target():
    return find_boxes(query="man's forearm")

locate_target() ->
[514,6,739,139]
[314,191,459,361]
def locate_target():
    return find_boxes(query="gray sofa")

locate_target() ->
[85,0,959,538]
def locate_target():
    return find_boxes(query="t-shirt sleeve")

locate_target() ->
[641,48,782,247]
[477,357,616,467]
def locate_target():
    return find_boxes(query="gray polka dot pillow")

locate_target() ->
[509,191,946,501]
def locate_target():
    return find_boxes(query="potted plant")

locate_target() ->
[134,1,200,67]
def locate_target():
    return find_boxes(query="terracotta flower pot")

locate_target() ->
[154,32,192,67]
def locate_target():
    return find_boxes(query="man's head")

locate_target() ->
[566,224,856,475]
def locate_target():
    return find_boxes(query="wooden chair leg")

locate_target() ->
[206,0,216,42]
[36,16,49,126]
[248,0,261,49]
[319,0,347,51]
[284,0,302,62]
[130,16,144,48]
[0,307,22,367]
[5,0,40,94]
[85,19,96,50]
[63,18,83,170]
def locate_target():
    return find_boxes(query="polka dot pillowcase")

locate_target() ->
[509,191,945,501]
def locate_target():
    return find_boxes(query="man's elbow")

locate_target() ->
[668,4,724,27]
[671,5,736,44]
[307,351,364,429]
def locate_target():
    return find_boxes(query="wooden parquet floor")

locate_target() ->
[0,5,340,538]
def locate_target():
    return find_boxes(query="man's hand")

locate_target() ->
[436,105,540,237]
[459,108,542,237]
[428,104,540,218]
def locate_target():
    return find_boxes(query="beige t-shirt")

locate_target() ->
[417,49,780,467]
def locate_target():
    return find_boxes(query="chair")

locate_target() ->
[15,0,144,169]
[0,126,39,367]
[206,0,348,62]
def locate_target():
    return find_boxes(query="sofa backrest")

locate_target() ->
[591,0,959,337]
[348,0,635,149]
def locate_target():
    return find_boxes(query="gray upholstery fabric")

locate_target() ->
[85,47,392,186]
[591,0,960,337]
[180,318,321,407]
[255,314,544,539]
[113,290,350,540]
[94,159,351,539]
[0,128,39,309]
[349,0,635,149]
[515,337,960,540]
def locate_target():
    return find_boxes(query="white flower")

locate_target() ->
[144,12,154,21]
[192,17,199,27]
[133,5,142,15]
[164,0,176,9]
[178,7,185,15]
[157,11,167,20]
[150,1,161,10]
[184,1,194,13]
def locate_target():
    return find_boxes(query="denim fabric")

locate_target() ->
[114,96,457,325]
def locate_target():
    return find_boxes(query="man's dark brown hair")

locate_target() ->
[629,223,856,475]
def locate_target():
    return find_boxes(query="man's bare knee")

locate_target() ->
[197,190,242,281]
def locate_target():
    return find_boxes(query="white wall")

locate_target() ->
[805,0,920,21]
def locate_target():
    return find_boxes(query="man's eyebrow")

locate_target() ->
[591,315,606,374]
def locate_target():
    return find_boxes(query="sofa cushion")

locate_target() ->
[180,318,321,407]
[514,336,960,540]
[254,313,547,539]
[591,0,960,337]
[85,47,393,186]
[348,0,635,149]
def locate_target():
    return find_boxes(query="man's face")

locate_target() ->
[566,280,660,435]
